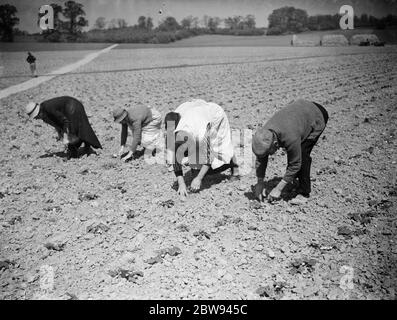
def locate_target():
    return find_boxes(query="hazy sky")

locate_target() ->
[2,0,396,32]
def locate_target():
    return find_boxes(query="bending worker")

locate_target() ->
[112,104,162,161]
[165,99,240,197]
[252,99,328,203]
[25,96,102,159]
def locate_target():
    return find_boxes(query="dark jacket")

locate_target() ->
[256,99,327,182]
[27,54,36,64]
[39,96,102,149]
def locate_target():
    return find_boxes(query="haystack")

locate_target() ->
[321,34,349,46]
[291,34,320,47]
[350,34,380,45]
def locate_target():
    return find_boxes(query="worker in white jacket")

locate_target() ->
[165,99,240,197]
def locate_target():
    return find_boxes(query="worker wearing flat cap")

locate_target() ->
[25,96,102,159]
[113,104,162,161]
[253,99,328,203]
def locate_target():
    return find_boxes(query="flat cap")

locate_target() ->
[252,128,274,157]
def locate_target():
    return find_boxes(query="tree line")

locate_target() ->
[1,2,396,42]
[0,1,263,42]
[267,6,397,35]
[92,14,258,32]
[85,14,264,43]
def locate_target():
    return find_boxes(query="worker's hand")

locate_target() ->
[268,187,282,203]
[190,177,202,192]
[254,181,265,201]
[121,150,133,162]
[177,183,188,198]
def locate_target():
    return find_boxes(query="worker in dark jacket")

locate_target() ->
[26,52,37,77]
[252,99,328,203]
[25,96,102,159]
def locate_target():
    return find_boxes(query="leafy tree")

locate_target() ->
[137,16,146,29]
[117,18,128,28]
[267,6,308,34]
[207,17,221,31]
[108,18,118,29]
[0,4,19,42]
[224,16,243,30]
[158,16,180,31]
[244,14,256,29]
[181,16,199,29]
[191,16,199,28]
[94,16,106,29]
[146,17,153,30]
[181,16,193,29]
[13,28,28,36]
[383,14,396,26]
[136,16,152,30]
[360,13,369,27]
[63,1,88,34]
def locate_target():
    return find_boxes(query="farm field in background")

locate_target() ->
[1,43,396,90]
[0,45,396,300]
[0,50,100,89]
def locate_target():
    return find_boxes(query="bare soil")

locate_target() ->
[0,46,396,300]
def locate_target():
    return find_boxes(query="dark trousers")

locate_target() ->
[207,159,238,175]
[297,102,328,196]
[190,159,238,176]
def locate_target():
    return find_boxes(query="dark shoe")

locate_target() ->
[295,187,310,198]
[67,146,78,159]
[83,144,95,156]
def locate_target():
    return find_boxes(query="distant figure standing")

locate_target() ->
[25,96,102,159]
[26,52,37,77]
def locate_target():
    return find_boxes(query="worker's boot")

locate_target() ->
[66,145,78,159]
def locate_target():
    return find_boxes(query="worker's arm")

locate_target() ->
[174,164,188,198]
[115,124,129,158]
[120,123,128,147]
[283,139,302,184]
[268,140,301,202]
[45,108,71,145]
[254,155,269,201]
[190,164,210,192]
[47,109,71,134]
